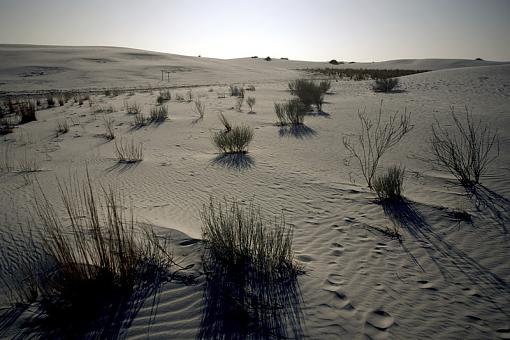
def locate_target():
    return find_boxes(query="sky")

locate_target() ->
[0,0,509,62]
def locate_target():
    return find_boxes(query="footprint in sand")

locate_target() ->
[366,309,395,330]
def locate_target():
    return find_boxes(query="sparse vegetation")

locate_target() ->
[56,119,69,135]
[124,101,142,115]
[150,105,168,122]
[372,78,400,92]
[430,106,499,186]
[373,166,406,201]
[18,102,37,124]
[274,99,306,126]
[246,96,256,112]
[157,90,171,104]
[212,125,254,154]
[329,59,341,65]
[93,104,116,114]
[218,112,231,133]
[201,198,297,276]
[115,138,143,162]
[235,96,244,112]
[264,56,272,61]
[46,96,55,108]
[103,116,115,140]
[245,85,256,91]
[305,68,427,81]
[229,84,244,97]
[288,79,328,111]
[0,117,14,135]
[192,98,206,121]
[343,102,413,188]
[133,113,149,127]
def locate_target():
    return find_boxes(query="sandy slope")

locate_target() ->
[1,45,510,339]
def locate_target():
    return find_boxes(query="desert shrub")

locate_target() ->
[372,78,400,92]
[150,105,168,122]
[229,84,243,97]
[373,166,405,201]
[343,102,413,188]
[56,119,69,135]
[274,99,306,126]
[104,89,112,96]
[235,96,244,112]
[245,85,256,91]
[157,90,171,104]
[46,96,55,107]
[246,96,256,112]
[281,57,289,60]
[304,67,428,80]
[185,89,193,102]
[218,112,232,133]
[133,113,149,127]
[192,98,206,122]
[93,104,116,114]
[0,117,14,135]
[212,125,254,154]
[265,56,272,61]
[103,116,115,140]
[200,198,297,276]
[430,106,499,186]
[115,138,143,162]
[17,147,40,172]
[124,101,142,115]
[19,102,37,124]
[329,59,339,65]
[251,56,258,58]
[14,172,176,335]
[58,97,65,106]
[288,79,325,111]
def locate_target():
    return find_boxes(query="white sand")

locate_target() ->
[1,44,510,339]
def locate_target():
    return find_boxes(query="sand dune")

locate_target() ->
[0,45,509,338]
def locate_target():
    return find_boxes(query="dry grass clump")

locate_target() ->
[103,116,115,140]
[245,85,256,91]
[17,147,41,173]
[150,105,168,122]
[430,106,499,186]
[157,90,171,104]
[274,99,306,126]
[0,172,177,335]
[229,84,245,97]
[0,117,15,135]
[124,101,142,115]
[246,96,256,112]
[46,95,55,108]
[373,166,405,201]
[200,198,298,277]
[93,104,116,114]
[288,79,328,111]
[212,125,254,154]
[372,78,400,93]
[305,67,428,80]
[343,101,413,188]
[18,102,37,124]
[235,96,244,112]
[56,119,69,135]
[192,98,206,122]
[133,113,149,127]
[114,138,143,162]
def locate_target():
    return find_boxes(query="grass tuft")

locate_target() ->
[373,166,405,201]
[114,138,143,162]
[212,125,253,154]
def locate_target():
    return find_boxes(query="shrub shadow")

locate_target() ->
[198,258,304,339]
[278,125,316,139]
[211,153,254,171]
[382,199,510,312]
[466,185,510,235]
[105,161,141,173]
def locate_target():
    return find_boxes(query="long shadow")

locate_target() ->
[199,256,305,339]
[307,110,331,118]
[211,153,254,171]
[278,125,316,139]
[466,185,510,235]
[383,199,510,315]
[105,161,141,173]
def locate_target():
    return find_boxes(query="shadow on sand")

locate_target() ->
[466,185,510,235]
[198,258,304,339]
[382,199,510,314]
[211,153,255,171]
[278,125,316,139]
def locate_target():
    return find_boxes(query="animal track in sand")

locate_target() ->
[365,309,395,330]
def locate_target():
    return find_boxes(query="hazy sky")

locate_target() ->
[0,0,509,61]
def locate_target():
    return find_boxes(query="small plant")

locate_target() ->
[343,101,413,188]
[319,80,331,94]
[124,101,142,115]
[56,119,69,135]
[133,113,149,127]
[373,166,405,201]
[372,78,400,93]
[47,95,55,107]
[288,79,325,111]
[18,102,37,124]
[150,105,168,122]
[200,198,297,276]
[0,117,14,135]
[103,116,115,140]
[264,56,272,61]
[114,138,143,163]
[176,93,185,101]
[246,96,256,112]
[17,148,40,173]
[235,96,244,112]
[192,98,206,121]
[329,59,339,65]
[185,89,193,102]
[212,125,254,154]
[274,99,306,126]
[104,89,112,96]
[157,90,171,104]
[58,97,65,106]
[229,84,243,97]
[430,106,499,186]
[218,112,231,133]
[245,85,256,91]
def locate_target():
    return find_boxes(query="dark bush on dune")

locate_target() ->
[212,125,254,154]
[373,166,406,201]
[19,102,37,124]
[46,96,55,108]
[264,56,272,61]
[288,79,329,111]
[274,99,306,126]
[329,59,339,65]
[372,78,400,93]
